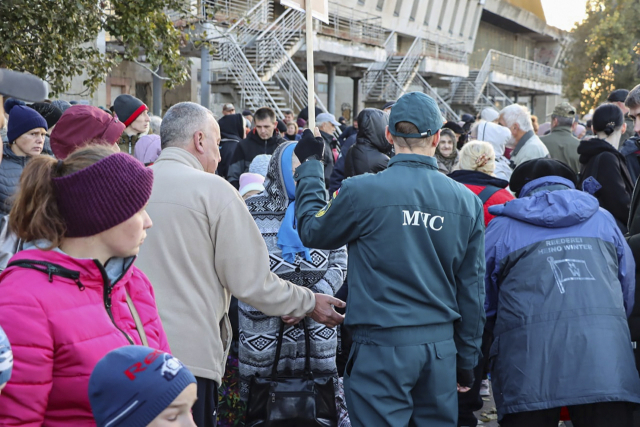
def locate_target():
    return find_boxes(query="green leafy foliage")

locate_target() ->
[564,0,640,114]
[0,0,194,97]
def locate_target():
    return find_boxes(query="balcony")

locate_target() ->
[316,1,386,46]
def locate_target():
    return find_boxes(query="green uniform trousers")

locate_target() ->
[344,324,458,427]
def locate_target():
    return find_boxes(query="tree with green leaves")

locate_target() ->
[563,0,640,114]
[0,0,196,97]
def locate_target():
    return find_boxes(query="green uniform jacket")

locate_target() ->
[294,154,486,369]
[540,126,581,174]
[117,132,140,155]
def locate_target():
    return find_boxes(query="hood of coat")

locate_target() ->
[619,137,640,156]
[245,141,296,213]
[578,138,624,165]
[2,143,28,164]
[134,134,161,164]
[218,113,245,141]
[476,121,511,157]
[488,176,600,228]
[356,108,391,153]
[448,169,509,189]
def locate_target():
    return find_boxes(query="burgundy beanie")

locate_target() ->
[53,153,154,237]
[50,105,125,159]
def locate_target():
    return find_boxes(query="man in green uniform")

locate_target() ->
[293,92,486,427]
[540,102,581,174]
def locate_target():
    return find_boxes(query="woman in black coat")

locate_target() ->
[344,108,391,178]
[578,103,633,233]
[216,113,246,179]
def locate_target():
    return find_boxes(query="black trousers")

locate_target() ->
[458,328,493,427]
[500,402,635,427]
[192,377,218,427]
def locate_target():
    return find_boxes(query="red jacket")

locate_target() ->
[448,169,514,227]
[0,249,170,426]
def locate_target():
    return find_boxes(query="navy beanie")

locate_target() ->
[89,346,196,427]
[5,98,48,143]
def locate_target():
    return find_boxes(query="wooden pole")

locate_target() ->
[306,0,316,130]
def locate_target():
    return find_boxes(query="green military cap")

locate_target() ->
[552,102,576,118]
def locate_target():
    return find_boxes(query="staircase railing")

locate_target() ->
[414,74,460,122]
[393,37,425,95]
[487,50,562,85]
[473,52,493,105]
[487,82,514,107]
[213,38,284,117]
[226,0,273,47]
[317,1,385,46]
[273,40,328,114]
[361,32,396,99]
[254,8,306,77]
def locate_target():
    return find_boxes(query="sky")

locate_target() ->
[540,0,588,31]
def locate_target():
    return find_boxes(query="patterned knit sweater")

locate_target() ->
[240,142,348,399]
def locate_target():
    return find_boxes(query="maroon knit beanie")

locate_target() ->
[53,153,154,237]
[50,105,125,159]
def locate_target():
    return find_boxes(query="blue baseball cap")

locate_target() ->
[0,325,12,388]
[388,92,443,138]
[89,346,196,427]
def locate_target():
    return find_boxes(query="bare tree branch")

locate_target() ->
[132,59,171,80]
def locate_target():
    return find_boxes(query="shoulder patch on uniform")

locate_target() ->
[315,199,333,217]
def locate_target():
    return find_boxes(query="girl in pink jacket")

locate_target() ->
[0,145,170,426]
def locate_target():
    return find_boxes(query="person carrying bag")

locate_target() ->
[245,319,338,427]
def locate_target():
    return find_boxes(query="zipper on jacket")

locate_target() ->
[7,259,85,291]
[93,260,134,345]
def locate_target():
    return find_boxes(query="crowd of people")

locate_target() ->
[1,69,640,427]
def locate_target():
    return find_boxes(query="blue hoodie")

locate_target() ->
[485,176,640,419]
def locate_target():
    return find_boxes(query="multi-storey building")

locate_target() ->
[65,0,569,122]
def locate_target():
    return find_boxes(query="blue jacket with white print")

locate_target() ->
[294,153,486,370]
[484,176,640,419]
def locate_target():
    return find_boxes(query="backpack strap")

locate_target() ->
[477,185,502,204]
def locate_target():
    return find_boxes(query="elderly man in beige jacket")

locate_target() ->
[136,102,344,427]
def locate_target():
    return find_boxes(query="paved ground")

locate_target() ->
[472,386,573,427]
[474,388,498,427]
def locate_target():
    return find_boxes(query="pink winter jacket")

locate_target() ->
[0,249,170,426]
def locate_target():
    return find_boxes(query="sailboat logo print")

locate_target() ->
[546,257,596,294]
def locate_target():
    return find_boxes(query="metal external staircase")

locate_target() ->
[362,36,426,103]
[211,0,327,116]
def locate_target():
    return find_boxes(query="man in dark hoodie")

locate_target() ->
[216,113,246,179]
[227,107,284,189]
[343,108,391,179]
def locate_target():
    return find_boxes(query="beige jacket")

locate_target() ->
[136,147,316,384]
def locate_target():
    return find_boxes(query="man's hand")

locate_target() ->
[308,293,346,328]
[295,129,325,163]
[281,316,304,325]
[456,367,474,393]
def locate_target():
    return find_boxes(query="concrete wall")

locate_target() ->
[343,0,483,52]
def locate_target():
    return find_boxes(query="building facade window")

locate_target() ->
[409,0,419,21]
[423,0,434,26]
[376,0,384,11]
[358,0,365,4]
[394,0,403,17]
[437,0,448,30]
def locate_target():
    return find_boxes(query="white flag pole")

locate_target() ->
[306,0,316,130]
